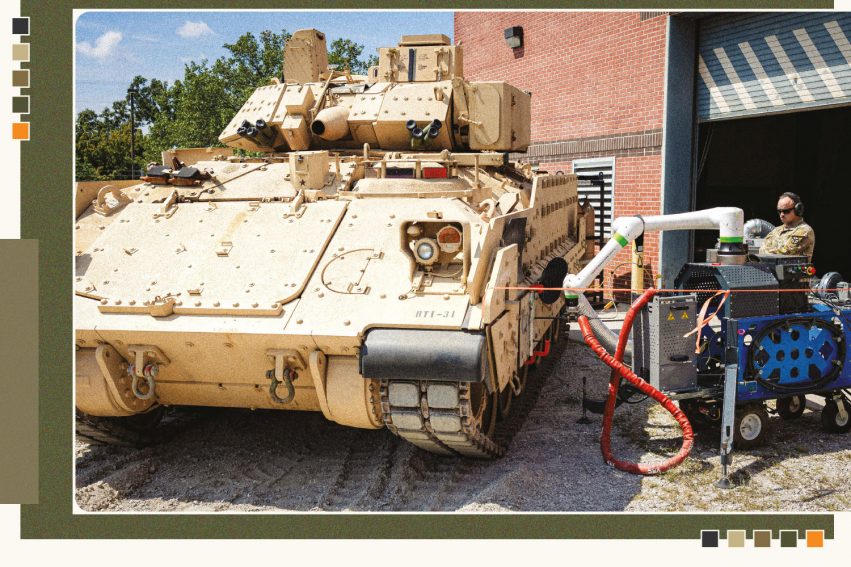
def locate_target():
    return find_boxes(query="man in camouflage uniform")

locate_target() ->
[760,192,815,260]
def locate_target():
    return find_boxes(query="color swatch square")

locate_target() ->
[806,530,824,548]
[12,70,29,88]
[12,17,29,35]
[12,96,29,114]
[780,530,798,548]
[12,44,29,62]
[701,530,719,547]
[754,530,772,547]
[727,530,746,548]
[12,122,29,141]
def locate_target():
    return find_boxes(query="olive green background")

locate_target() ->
[18,0,835,538]
[0,240,38,504]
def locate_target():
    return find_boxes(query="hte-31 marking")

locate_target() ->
[416,310,456,319]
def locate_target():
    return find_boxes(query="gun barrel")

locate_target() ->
[311,106,350,141]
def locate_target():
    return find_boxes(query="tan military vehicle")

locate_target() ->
[75,29,587,457]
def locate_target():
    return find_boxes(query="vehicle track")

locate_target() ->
[75,338,851,512]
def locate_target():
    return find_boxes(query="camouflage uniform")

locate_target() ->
[759,219,815,260]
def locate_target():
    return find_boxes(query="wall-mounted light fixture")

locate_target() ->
[504,26,523,49]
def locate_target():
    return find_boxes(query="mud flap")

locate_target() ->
[359,329,486,382]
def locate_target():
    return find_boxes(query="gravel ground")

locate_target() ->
[75,331,851,512]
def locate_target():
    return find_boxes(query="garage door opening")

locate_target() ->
[694,105,851,278]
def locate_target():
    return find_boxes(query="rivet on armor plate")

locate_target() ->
[233,302,239,307]
[343,320,351,326]
[296,319,303,324]
[195,301,201,307]
[252,302,258,308]
[213,301,220,307]
[225,343,234,348]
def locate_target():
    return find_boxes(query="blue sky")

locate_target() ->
[75,11,455,115]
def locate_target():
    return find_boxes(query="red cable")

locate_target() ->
[578,288,694,474]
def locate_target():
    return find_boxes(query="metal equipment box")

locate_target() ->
[634,295,699,393]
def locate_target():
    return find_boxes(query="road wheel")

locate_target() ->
[468,380,498,438]
[498,381,513,421]
[820,397,851,433]
[776,395,806,420]
[734,404,769,449]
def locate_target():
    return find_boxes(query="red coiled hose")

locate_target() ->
[578,288,694,474]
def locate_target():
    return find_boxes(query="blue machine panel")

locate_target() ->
[733,308,851,403]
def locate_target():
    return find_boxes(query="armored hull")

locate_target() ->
[75,29,587,456]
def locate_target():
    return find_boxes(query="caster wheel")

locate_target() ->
[776,395,806,420]
[734,404,769,449]
[820,397,851,433]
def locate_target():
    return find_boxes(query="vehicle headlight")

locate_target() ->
[413,238,439,266]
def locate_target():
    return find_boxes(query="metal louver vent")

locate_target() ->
[573,157,615,239]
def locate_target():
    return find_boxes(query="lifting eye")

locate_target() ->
[436,225,462,253]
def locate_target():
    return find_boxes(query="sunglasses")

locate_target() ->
[777,208,794,214]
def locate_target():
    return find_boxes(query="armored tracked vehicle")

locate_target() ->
[75,29,587,457]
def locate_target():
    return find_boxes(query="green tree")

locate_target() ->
[76,30,377,180]
[328,38,378,75]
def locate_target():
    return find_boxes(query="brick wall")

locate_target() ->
[456,12,669,297]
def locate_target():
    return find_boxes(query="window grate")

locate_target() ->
[573,157,615,239]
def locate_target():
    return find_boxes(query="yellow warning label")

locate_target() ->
[681,312,689,320]
[667,312,675,321]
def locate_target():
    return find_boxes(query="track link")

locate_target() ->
[380,381,503,458]
[380,326,567,459]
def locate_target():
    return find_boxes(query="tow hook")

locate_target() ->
[266,367,296,405]
[128,363,158,400]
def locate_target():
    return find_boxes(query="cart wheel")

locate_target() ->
[734,404,769,449]
[678,400,707,430]
[776,395,806,420]
[820,397,851,433]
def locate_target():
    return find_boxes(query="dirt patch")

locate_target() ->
[75,337,851,512]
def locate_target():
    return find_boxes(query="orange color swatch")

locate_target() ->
[12,122,29,140]
[806,530,824,548]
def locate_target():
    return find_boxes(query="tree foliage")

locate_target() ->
[76,30,375,181]
[328,38,378,75]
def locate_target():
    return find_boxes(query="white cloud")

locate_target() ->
[177,21,214,39]
[76,31,123,60]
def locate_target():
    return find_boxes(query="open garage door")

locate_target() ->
[697,13,851,122]
[694,13,851,280]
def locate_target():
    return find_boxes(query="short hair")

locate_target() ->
[779,192,802,204]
